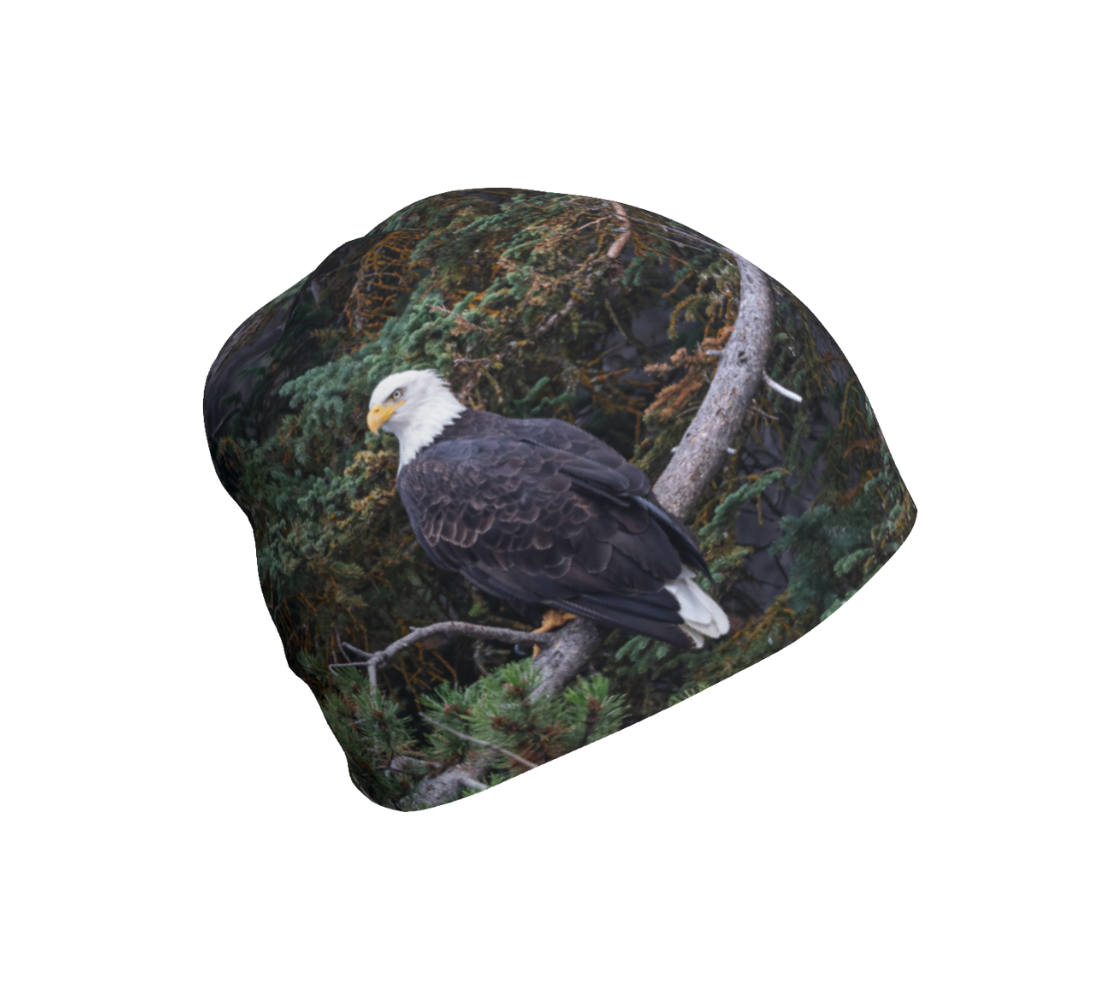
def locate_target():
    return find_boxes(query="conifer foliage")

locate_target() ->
[204,188,916,808]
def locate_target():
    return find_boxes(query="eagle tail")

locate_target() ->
[551,593,692,648]
[554,570,730,650]
[662,570,730,649]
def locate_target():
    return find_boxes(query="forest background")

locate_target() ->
[205,189,916,808]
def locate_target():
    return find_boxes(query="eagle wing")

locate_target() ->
[396,421,707,646]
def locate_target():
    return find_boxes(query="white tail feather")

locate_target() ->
[663,570,730,649]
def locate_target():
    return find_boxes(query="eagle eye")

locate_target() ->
[390,389,403,401]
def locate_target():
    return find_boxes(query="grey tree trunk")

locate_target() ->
[653,254,775,521]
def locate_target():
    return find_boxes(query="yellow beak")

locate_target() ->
[367,400,404,434]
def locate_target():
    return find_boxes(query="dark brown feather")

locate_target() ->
[396,410,710,647]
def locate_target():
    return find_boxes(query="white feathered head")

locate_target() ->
[367,369,466,466]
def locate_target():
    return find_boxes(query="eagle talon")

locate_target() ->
[530,610,578,657]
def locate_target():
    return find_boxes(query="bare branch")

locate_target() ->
[654,254,775,521]
[703,368,800,402]
[528,618,602,700]
[606,202,631,259]
[342,625,558,687]
[530,296,580,339]
[404,761,491,807]
[428,303,487,334]
[762,373,803,403]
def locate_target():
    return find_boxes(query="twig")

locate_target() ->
[763,373,803,404]
[428,303,487,335]
[530,296,580,339]
[603,295,641,351]
[342,625,559,687]
[419,713,539,770]
[641,219,726,254]
[703,347,801,400]
[606,202,631,259]
[328,659,375,676]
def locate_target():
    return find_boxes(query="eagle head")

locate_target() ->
[367,369,466,467]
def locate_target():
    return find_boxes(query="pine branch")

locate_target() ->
[419,713,539,770]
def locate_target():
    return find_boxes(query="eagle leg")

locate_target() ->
[530,609,578,657]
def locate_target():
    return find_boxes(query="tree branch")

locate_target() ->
[341,625,559,687]
[419,713,539,770]
[530,203,631,338]
[653,254,775,521]
[527,617,602,699]
[402,760,491,806]
[762,373,803,403]
[606,202,631,259]
[396,618,605,809]
[711,362,800,403]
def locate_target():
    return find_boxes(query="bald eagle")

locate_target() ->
[367,370,729,649]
